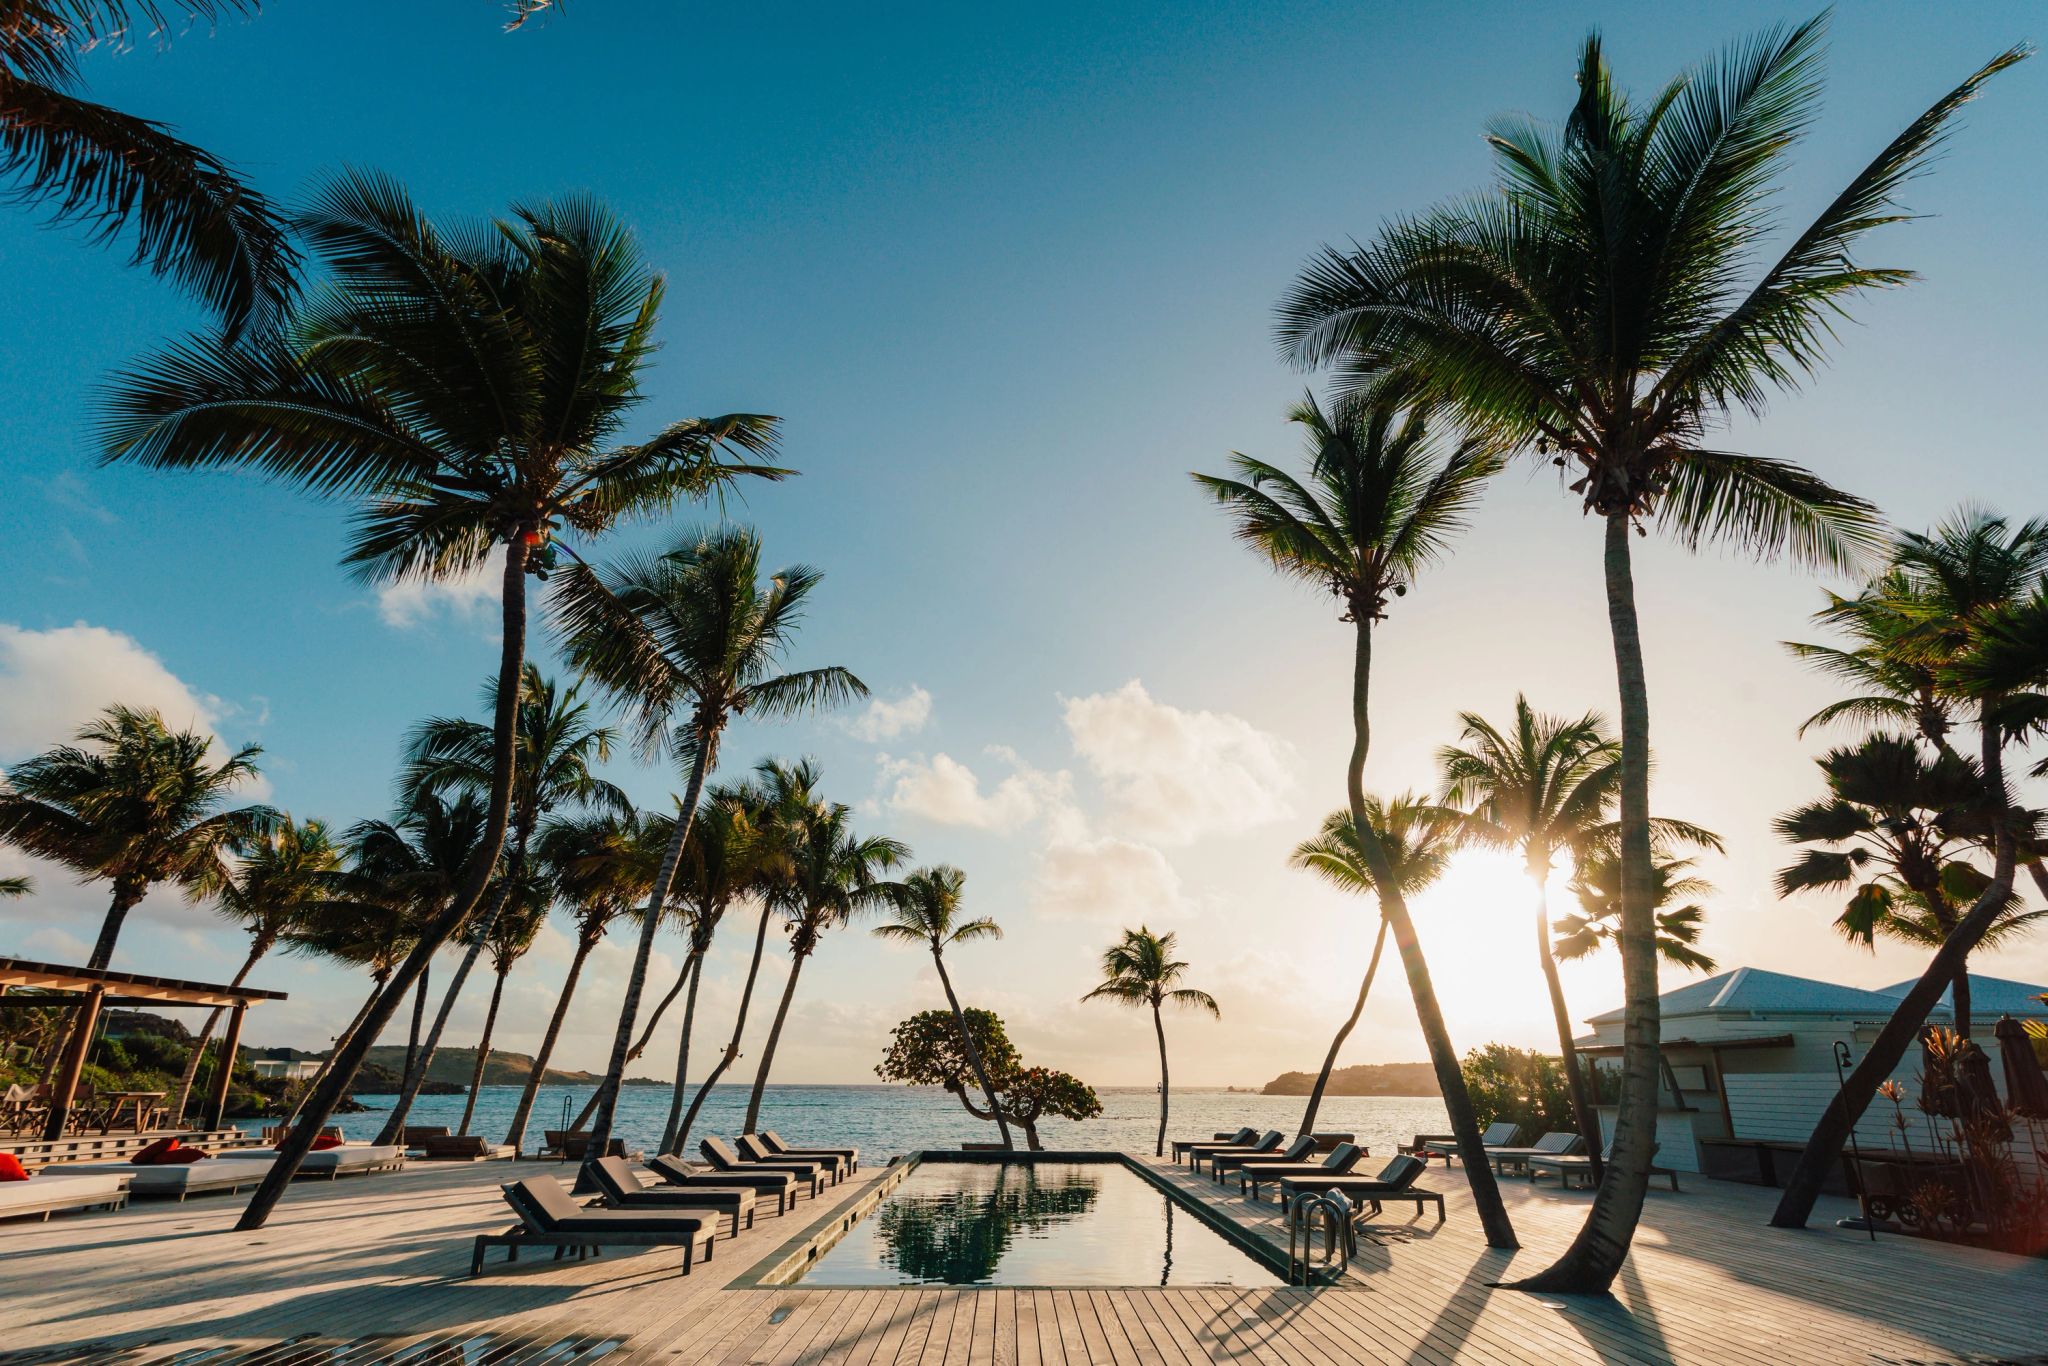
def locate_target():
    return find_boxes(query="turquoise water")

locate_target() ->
[795,1160,1282,1287]
[336,1085,1449,1164]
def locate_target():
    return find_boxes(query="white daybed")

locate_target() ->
[56,1144,405,1199]
[0,1171,132,1222]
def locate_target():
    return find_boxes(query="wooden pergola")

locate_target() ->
[0,957,287,1139]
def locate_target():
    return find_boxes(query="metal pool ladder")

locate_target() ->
[1286,1189,1355,1285]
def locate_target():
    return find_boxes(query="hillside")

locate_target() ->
[245,1042,663,1093]
[1258,1062,1439,1097]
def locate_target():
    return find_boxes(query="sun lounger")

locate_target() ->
[402,1126,450,1148]
[588,1157,751,1237]
[646,1153,798,1214]
[738,1132,846,1181]
[699,1138,825,1195]
[1240,1143,1369,1197]
[1486,1131,1585,1174]
[1280,1155,1441,1221]
[299,1143,407,1177]
[0,1171,130,1221]
[759,1129,859,1174]
[1398,1132,1454,1156]
[1528,1139,1679,1191]
[1308,1132,1356,1153]
[419,1134,494,1161]
[1173,1127,1255,1162]
[472,1176,717,1276]
[1421,1122,1521,1165]
[1209,1135,1315,1179]
[1188,1130,1284,1172]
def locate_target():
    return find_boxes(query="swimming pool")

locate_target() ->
[788,1159,1281,1287]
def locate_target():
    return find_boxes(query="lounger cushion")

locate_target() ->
[0,1154,26,1181]
[311,1135,344,1151]
[509,1176,716,1233]
[159,1147,212,1164]
[131,1137,181,1165]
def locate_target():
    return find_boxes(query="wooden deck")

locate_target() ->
[1,1150,2042,1364]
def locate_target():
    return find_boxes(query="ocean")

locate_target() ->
[339,1083,1450,1162]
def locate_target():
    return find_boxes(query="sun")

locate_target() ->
[1408,847,1575,1048]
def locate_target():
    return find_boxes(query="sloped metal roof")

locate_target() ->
[1586,966,1918,1027]
[1877,974,2048,1019]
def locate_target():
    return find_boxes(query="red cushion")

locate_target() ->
[310,1135,344,1151]
[0,1153,28,1182]
[131,1137,181,1166]
[159,1147,212,1164]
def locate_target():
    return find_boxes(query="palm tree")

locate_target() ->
[1082,927,1218,1158]
[1554,853,1719,976]
[1194,390,1516,1246]
[372,666,626,1143]
[501,806,662,1152]
[742,771,905,1134]
[1286,794,1460,1137]
[1,1,296,335]
[0,704,275,969]
[0,876,28,897]
[167,815,340,1124]
[552,530,866,1173]
[1273,21,2024,1284]
[274,895,419,1128]
[99,174,782,1227]
[457,868,550,1136]
[873,865,1010,1149]
[1774,734,2039,1039]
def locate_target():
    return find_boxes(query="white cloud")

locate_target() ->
[0,622,232,760]
[1031,836,1184,923]
[879,748,1076,835]
[845,685,933,742]
[1060,679,1294,844]
[375,547,503,628]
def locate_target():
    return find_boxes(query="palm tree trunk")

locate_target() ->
[401,967,430,1090]
[285,974,383,1128]
[934,950,1012,1149]
[1772,706,2016,1228]
[504,931,598,1151]
[674,902,774,1155]
[658,951,706,1155]
[1151,999,1170,1159]
[582,730,718,1183]
[1951,966,1972,1040]
[375,823,532,1144]
[1345,617,1516,1249]
[169,934,269,1125]
[1299,917,1387,1137]
[458,963,509,1136]
[1511,511,1658,1289]
[627,958,697,1065]
[1537,878,1604,1181]
[87,879,145,971]
[238,535,530,1232]
[743,948,806,1134]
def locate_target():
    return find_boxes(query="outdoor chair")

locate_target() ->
[590,1156,752,1236]
[419,1134,493,1161]
[698,1138,825,1195]
[1209,1135,1315,1179]
[1421,1122,1521,1165]
[738,1132,845,1181]
[647,1153,798,1213]
[1486,1131,1585,1175]
[471,1177,717,1277]
[1241,1143,1370,1198]
[1173,1127,1255,1163]
[759,1129,859,1173]
[1527,1139,1679,1191]
[1187,1130,1283,1173]
[1280,1155,1442,1223]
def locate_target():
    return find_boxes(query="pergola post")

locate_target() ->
[42,985,105,1141]
[204,1003,247,1132]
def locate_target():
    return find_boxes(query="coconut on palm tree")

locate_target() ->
[0,704,275,970]
[1,0,296,335]
[874,865,1011,1149]
[167,815,340,1125]
[1194,390,1516,1246]
[1273,20,2023,1283]
[456,868,550,1136]
[373,666,627,1144]
[1082,927,1217,1158]
[551,529,866,1174]
[99,175,783,1227]
[742,770,904,1134]
[1287,794,1460,1137]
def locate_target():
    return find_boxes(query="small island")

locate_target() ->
[1257,1062,1439,1097]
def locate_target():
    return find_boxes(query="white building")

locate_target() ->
[1573,967,2048,1187]
[249,1058,322,1081]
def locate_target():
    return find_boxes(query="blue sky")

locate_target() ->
[3,1,2045,1087]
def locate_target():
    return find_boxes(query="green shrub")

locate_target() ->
[1459,1043,1573,1138]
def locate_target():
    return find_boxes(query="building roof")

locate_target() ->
[1878,974,2048,1019]
[0,958,287,1009]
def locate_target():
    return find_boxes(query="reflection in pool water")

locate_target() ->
[794,1161,1280,1287]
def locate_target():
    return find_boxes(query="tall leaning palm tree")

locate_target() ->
[1274,20,2024,1284]
[874,865,1010,1149]
[552,529,866,1176]
[743,774,904,1133]
[373,666,626,1144]
[0,704,275,970]
[1287,794,1460,1137]
[1,0,296,335]
[98,173,782,1228]
[457,870,549,1137]
[168,815,340,1125]
[1194,390,1516,1246]
[1082,927,1217,1158]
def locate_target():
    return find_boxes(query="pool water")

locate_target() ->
[793,1160,1281,1287]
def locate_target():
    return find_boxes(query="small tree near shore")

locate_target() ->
[876,1008,1101,1149]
